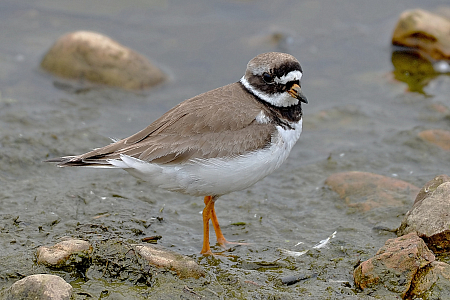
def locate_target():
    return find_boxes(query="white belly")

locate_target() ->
[112,120,302,197]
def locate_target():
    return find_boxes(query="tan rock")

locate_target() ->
[325,171,419,212]
[37,239,92,267]
[41,31,166,90]
[354,232,435,297]
[398,178,450,253]
[418,129,450,151]
[392,9,450,60]
[4,274,72,300]
[135,244,205,279]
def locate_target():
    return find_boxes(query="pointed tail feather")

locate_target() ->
[44,156,120,168]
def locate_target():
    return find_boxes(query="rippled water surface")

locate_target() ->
[1,0,449,299]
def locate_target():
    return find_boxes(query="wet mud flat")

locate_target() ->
[1,0,450,299]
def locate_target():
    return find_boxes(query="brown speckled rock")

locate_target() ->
[41,31,166,90]
[37,239,92,268]
[3,274,72,300]
[392,9,450,60]
[135,244,205,279]
[325,171,419,212]
[398,176,450,253]
[354,232,435,298]
[418,129,450,151]
[413,174,450,205]
[408,261,450,299]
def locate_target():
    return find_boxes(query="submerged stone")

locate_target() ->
[325,171,419,212]
[418,129,450,151]
[390,50,439,94]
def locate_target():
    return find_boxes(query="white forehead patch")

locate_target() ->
[274,70,303,85]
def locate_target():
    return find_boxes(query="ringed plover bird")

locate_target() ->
[46,52,308,255]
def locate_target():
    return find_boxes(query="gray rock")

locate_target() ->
[3,274,72,300]
[412,174,450,205]
[398,176,450,253]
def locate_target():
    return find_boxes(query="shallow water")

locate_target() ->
[1,0,450,299]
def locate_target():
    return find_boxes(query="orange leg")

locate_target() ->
[200,195,248,255]
[200,196,214,254]
[208,196,229,246]
[200,195,231,254]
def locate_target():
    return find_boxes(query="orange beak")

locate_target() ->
[288,83,308,104]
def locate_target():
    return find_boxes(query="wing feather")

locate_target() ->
[49,83,276,167]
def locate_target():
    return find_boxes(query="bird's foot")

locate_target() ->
[200,239,248,256]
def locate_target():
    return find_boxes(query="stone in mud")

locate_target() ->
[3,274,72,300]
[398,176,450,253]
[418,129,450,151]
[354,232,435,298]
[408,261,450,299]
[135,244,205,279]
[325,171,419,212]
[41,31,166,90]
[392,9,450,60]
[36,239,92,268]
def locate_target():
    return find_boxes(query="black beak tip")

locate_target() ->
[300,95,308,104]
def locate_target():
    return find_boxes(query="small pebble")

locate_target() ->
[281,274,309,285]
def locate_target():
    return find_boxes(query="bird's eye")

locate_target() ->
[262,72,273,83]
